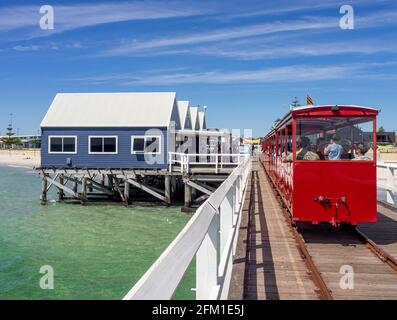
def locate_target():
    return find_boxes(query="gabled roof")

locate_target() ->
[189,107,200,130]
[198,111,206,130]
[41,92,177,127]
[177,101,191,130]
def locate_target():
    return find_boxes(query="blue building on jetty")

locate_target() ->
[38,91,235,208]
[40,92,185,169]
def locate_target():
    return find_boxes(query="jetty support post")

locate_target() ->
[124,180,130,206]
[165,175,171,206]
[40,173,48,205]
[99,174,105,186]
[58,174,65,201]
[72,178,78,193]
[183,182,192,210]
[81,177,87,205]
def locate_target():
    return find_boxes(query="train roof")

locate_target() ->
[266,105,379,138]
[291,104,379,113]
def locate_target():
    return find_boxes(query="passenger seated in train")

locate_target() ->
[324,134,343,160]
[315,137,326,160]
[352,144,371,160]
[283,137,320,162]
[340,139,353,159]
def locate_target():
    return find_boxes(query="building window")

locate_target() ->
[49,136,77,154]
[89,136,118,154]
[131,136,161,154]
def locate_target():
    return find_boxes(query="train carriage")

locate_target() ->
[262,105,379,226]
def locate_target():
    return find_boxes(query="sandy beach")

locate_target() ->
[0,149,40,169]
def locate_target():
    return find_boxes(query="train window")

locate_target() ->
[296,117,375,161]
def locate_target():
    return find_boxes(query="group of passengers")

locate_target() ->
[283,134,371,162]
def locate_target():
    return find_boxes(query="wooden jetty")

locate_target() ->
[37,153,245,211]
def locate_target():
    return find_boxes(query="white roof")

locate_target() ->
[189,107,199,130]
[177,100,190,130]
[41,92,177,127]
[291,105,379,112]
[198,111,206,130]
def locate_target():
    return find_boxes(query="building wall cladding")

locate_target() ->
[41,127,168,169]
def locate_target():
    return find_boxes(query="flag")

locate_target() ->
[306,95,314,105]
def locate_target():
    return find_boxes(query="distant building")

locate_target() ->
[363,131,396,145]
[0,134,41,149]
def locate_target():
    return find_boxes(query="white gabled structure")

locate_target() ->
[189,107,200,131]
[198,111,206,131]
[177,101,192,130]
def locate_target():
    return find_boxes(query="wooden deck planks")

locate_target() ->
[299,222,397,300]
[229,158,397,300]
[230,159,318,300]
[358,204,397,260]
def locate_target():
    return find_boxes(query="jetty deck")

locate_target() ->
[229,159,318,300]
[120,155,397,300]
[229,158,397,300]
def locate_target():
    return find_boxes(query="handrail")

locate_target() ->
[168,152,249,174]
[123,156,252,300]
[377,162,396,207]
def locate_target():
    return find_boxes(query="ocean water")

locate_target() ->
[0,165,194,300]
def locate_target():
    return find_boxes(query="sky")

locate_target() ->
[0,0,397,136]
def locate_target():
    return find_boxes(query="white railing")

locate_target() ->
[377,162,397,207]
[123,156,252,300]
[168,152,248,174]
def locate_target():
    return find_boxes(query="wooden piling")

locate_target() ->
[40,175,47,205]
[58,174,65,201]
[184,183,192,209]
[124,180,130,206]
[81,177,87,205]
[165,175,171,206]
[99,174,105,186]
[73,179,78,193]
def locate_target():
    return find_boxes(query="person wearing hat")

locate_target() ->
[324,134,343,160]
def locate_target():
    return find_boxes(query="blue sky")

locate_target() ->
[1,0,397,136]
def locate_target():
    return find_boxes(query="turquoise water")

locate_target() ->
[0,166,194,299]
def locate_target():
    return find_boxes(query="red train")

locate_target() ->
[261,105,378,226]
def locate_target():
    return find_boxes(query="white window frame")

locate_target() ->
[88,136,118,155]
[131,135,162,155]
[48,135,77,154]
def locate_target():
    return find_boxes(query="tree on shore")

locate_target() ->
[1,119,21,149]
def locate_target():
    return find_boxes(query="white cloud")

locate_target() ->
[99,7,397,58]
[0,2,210,40]
[101,18,336,56]
[67,62,392,86]
[192,38,397,60]
[13,44,40,51]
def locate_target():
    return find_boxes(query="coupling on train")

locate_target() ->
[261,105,379,226]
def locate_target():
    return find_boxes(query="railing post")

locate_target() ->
[196,214,220,300]
[387,166,396,206]
[220,189,233,255]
